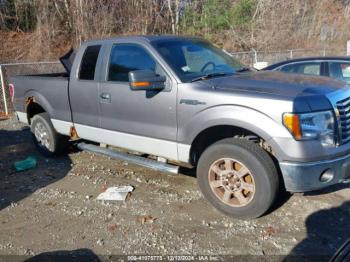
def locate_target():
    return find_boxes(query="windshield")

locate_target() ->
[152,39,246,82]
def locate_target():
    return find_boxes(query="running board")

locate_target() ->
[77,142,179,175]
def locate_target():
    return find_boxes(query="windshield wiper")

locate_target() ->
[191,72,230,82]
[236,67,252,72]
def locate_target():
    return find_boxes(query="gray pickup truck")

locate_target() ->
[10,35,350,219]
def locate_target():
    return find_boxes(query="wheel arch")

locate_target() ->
[24,91,53,124]
[189,124,276,166]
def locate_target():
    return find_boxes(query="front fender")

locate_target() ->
[178,105,292,160]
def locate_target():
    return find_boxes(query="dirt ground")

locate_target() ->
[0,116,350,261]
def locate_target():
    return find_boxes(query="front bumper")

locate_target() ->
[280,153,350,192]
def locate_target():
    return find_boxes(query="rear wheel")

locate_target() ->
[31,113,69,157]
[197,138,279,219]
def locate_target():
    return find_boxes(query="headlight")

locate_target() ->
[283,110,335,146]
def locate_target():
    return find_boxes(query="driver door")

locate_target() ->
[98,43,178,160]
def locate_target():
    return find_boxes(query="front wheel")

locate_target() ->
[197,138,279,219]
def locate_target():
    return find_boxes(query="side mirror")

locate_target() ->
[128,70,166,91]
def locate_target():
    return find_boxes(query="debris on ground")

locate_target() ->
[96,239,104,246]
[45,202,56,207]
[13,155,37,172]
[263,225,278,240]
[1,116,350,256]
[139,215,157,224]
[96,186,134,201]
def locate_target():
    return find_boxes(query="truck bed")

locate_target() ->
[22,72,69,78]
[11,74,72,123]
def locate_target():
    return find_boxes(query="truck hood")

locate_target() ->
[209,71,349,112]
[211,71,346,98]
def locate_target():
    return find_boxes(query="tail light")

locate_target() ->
[9,84,14,101]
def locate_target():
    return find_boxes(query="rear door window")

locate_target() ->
[279,62,321,76]
[329,62,350,83]
[79,45,101,80]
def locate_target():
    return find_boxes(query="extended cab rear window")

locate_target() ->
[79,45,101,80]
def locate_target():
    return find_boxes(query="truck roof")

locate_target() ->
[84,35,202,45]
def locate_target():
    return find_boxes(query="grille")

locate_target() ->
[336,96,350,144]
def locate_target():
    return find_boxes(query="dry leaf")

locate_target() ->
[108,224,118,231]
[45,202,56,207]
[263,226,277,238]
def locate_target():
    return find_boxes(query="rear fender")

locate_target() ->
[24,90,54,118]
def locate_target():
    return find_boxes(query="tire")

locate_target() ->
[30,113,69,157]
[197,138,279,219]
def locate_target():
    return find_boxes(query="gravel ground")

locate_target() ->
[0,116,350,261]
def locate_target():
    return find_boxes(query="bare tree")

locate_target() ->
[1,0,350,62]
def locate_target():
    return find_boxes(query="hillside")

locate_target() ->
[0,0,350,62]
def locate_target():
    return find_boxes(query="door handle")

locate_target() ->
[100,93,111,100]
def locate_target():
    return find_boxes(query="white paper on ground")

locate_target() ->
[96,186,134,201]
